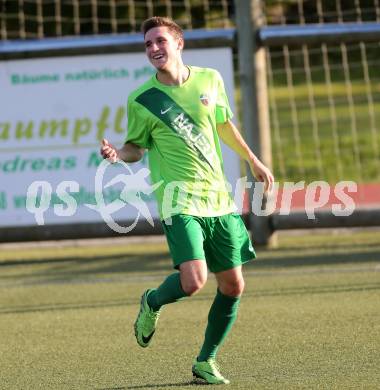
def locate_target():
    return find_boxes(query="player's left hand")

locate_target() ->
[249,158,274,194]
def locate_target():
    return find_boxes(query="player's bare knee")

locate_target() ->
[220,278,245,297]
[182,278,204,295]
[183,274,207,296]
[183,282,201,296]
[179,260,207,296]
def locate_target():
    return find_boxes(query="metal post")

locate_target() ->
[235,0,274,246]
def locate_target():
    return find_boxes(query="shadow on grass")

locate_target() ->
[1,220,380,290]
[0,251,171,271]
[0,251,172,283]
[0,243,379,289]
[1,281,379,315]
[261,241,380,253]
[97,380,201,389]
[250,247,380,269]
[1,245,380,278]
[127,381,198,388]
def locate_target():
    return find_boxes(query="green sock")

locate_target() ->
[147,272,187,311]
[197,289,240,362]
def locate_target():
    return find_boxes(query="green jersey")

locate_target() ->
[126,66,236,219]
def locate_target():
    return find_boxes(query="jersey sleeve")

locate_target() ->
[125,97,152,149]
[215,70,233,124]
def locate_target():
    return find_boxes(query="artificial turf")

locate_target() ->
[0,230,379,389]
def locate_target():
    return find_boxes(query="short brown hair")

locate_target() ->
[141,16,183,40]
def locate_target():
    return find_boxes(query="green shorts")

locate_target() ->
[161,213,256,273]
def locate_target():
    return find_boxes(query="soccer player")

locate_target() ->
[100,16,274,385]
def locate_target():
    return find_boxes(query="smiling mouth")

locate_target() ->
[152,54,164,60]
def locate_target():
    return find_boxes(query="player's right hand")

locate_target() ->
[100,138,119,163]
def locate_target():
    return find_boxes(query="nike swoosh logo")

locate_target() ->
[160,106,173,115]
[142,330,155,344]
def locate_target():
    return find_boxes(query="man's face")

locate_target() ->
[144,26,183,71]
